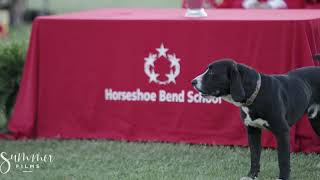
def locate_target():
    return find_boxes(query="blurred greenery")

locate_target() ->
[4,0,182,42]
[28,0,181,13]
[0,41,26,128]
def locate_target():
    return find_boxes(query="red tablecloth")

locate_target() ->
[8,9,320,152]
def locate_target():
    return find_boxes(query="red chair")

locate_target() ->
[182,0,308,8]
[0,25,3,34]
[306,0,320,8]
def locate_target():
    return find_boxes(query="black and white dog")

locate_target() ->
[191,56,320,180]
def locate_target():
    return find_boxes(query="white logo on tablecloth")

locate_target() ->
[104,43,222,104]
[144,43,180,85]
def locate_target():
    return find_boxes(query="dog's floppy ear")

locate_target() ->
[230,63,245,102]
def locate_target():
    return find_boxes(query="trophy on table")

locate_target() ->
[185,0,208,17]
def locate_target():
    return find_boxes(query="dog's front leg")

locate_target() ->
[241,126,261,180]
[274,131,290,180]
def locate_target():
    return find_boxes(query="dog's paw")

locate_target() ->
[240,177,257,180]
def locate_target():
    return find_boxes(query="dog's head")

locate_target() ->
[191,59,246,102]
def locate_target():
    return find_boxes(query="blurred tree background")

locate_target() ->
[0,0,180,40]
[1,0,180,26]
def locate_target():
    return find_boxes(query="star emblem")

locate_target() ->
[166,70,176,84]
[149,70,159,83]
[144,43,181,85]
[144,53,157,66]
[156,43,169,58]
[168,54,180,68]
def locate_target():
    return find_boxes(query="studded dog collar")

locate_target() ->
[244,73,261,106]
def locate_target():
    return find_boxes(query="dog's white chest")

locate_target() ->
[241,107,270,129]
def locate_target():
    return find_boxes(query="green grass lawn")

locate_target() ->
[0,140,319,180]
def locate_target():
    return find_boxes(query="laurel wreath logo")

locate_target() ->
[144,43,181,85]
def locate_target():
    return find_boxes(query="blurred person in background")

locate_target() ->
[0,0,26,26]
[0,0,10,36]
[0,0,51,27]
[8,0,26,26]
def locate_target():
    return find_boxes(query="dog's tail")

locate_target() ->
[314,54,320,61]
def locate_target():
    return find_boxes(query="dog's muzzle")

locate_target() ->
[191,79,206,95]
[191,79,220,97]
[191,79,199,88]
